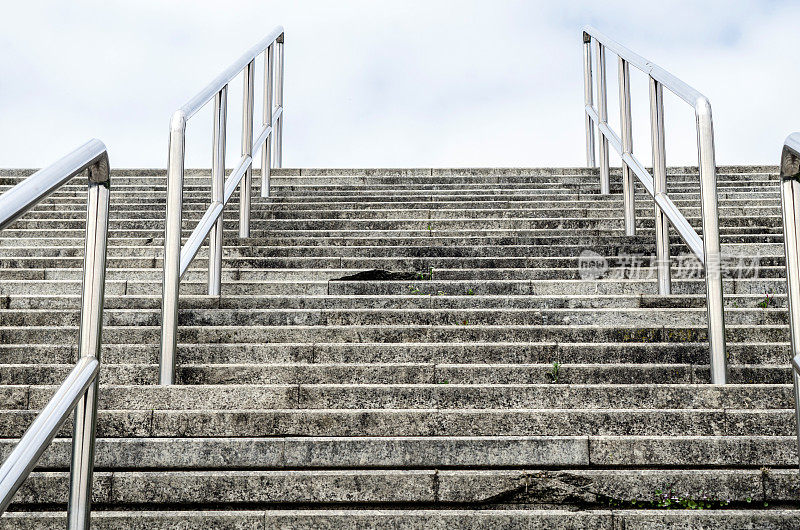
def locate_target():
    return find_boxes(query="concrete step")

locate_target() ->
[0,362,790,386]
[0,324,792,346]
[0,293,791,311]
[0,408,794,438]
[0,307,792,328]
[6,383,791,411]
[0,277,788,298]
[3,509,800,530]
[0,341,790,366]
[1,435,795,469]
[3,468,798,507]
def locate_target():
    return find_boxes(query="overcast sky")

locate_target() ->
[1,1,797,168]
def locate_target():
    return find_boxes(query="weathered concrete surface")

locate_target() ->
[0,167,794,524]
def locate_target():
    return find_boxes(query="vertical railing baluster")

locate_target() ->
[649,77,671,294]
[618,57,635,236]
[67,156,110,529]
[779,139,800,464]
[262,45,274,198]
[695,97,727,384]
[795,368,800,470]
[276,35,284,168]
[582,32,595,167]
[240,60,255,238]
[594,41,609,195]
[209,87,227,296]
[160,111,187,386]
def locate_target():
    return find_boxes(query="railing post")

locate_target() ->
[67,155,110,529]
[794,369,800,470]
[618,57,635,236]
[240,61,255,238]
[695,97,727,384]
[261,44,274,198]
[209,87,227,296]
[276,35,284,168]
[160,111,187,386]
[649,77,671,295]
[594,41,609,194]
[582,32,595,168]
[780,135,800,467]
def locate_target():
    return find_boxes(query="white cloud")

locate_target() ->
[0,0,797,167]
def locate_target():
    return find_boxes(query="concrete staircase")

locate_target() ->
[0,166,798,528]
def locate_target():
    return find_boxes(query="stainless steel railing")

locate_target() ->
[160,27,285,385]
[778,133,800,470]
[0,140,110,527]
[582,26,728,384]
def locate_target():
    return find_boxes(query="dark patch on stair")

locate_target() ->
[483,471,601,507]
[332,269,418,282]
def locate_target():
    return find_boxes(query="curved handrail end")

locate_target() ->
[87,140,110,186]
[693,95,713,121]
[170,109,187,134]
[782,133,800,179]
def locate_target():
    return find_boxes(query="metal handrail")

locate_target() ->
[778,133,800,470]
[160,27,285,385]
[0,140,110,527]
[582,26,728,384]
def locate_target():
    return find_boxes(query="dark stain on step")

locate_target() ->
[484,471,601,507]
[331,269,418,282]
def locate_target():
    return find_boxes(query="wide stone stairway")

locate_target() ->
[0,165,798,528]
